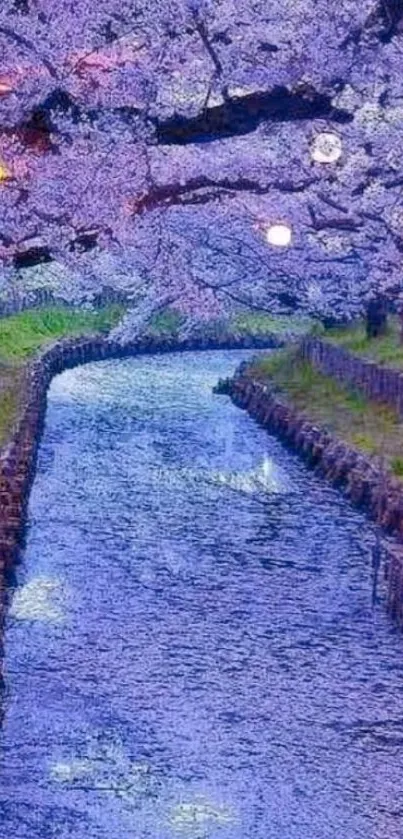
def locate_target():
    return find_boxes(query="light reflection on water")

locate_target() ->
[209,453,287,495]
[9,576,66,623]
[1,350,403,838]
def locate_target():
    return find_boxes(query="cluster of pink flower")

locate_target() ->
[0,0,402,317]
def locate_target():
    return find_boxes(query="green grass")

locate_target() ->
[0,368,25,445]
[231,312,317,337]
[325,316,403,368]
[0,303,126,447]
[349,432,377,455]
[146,308,184,337]
[251,348,403,477]
[0,387,19,445]
[391,456,403,477]
[0,304,125,363]
[145,308,317,341]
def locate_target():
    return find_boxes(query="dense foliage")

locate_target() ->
[0,0,403,318]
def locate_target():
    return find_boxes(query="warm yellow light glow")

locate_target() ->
[0,162,11,182]
[311,132,342,163]
[266,223,292,247]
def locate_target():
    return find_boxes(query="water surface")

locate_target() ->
[1,350,403,839]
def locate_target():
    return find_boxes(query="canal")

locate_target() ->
[1,350,403,838]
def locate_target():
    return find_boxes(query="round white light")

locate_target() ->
[266,223,292,247]
[311,132,342,163]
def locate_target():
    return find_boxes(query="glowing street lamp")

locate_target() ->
[0,162,11,182]
[266,222,292,247]
[311,132,342,163]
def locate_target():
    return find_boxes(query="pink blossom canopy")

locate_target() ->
[1,0,403,317]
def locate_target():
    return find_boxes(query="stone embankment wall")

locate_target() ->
[302,336,403,418]
[0,331,280,597]
[3,330,403,628]
[226,366,403,628]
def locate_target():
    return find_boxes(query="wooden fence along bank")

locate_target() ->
[224,336,403,628]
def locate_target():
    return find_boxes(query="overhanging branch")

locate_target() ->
[130,175,317,215]
[155,86,353,145]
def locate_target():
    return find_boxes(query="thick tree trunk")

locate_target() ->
[365,296,388,340]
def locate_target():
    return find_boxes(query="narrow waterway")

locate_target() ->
[1,350,403,839]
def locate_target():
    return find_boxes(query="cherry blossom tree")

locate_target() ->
[0,0,403,321]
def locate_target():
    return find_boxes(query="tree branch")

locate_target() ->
[0,24,58,78]
[130,175,317,215]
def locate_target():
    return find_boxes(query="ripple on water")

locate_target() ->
[1,351,403,839]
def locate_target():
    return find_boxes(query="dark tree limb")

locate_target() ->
[131,174,317,215]
[155,86,353,145]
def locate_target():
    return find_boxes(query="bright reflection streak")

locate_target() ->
[10,576,65,623]
[211,454,285,495]
[169,798,236,833]
[266,223,292,247]
[50,736,156,803]
[51,760,92,783]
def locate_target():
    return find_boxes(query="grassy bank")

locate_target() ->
[146,307,317,340]
[0,304,124,363]
[0,304,125,445]
[0,303,315,447]
[250,348,403,478]
[0,367,24,447]
[146,308,185,338]
[325,316,403,368]
[230,311,316,337]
